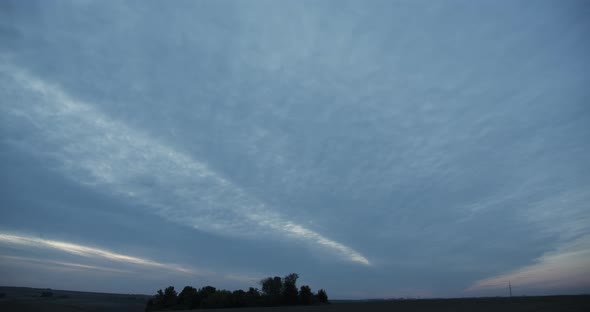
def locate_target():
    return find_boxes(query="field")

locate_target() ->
[0,286,150,312]
[1,287,589,312]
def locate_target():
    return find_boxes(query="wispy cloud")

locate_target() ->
[467,234,590,293]
[0,62,369,266]
[0,233,195,274]
[0,255,132,274]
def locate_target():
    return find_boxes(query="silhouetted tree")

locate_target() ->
[146,287,178,311]
[163,286,177,307]
[178,286,198,309]
[299,285,313,305]
[199,286,216,298]
[246,287,262,306]
[317,288,329,304]
[231,290,246,307]
[146,273,328,310]
[152,289,165,307]
[260,276,283,305]
[247,287,261,297]
[282,273,299,304]
[201,290,232,309]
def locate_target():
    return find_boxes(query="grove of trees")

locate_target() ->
[145,273,329,311]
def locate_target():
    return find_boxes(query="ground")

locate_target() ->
[1,287,589,312]
[0,286,150,312]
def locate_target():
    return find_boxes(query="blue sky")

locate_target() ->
[0,0,589,298]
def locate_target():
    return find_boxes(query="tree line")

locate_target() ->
[146,273,328,311]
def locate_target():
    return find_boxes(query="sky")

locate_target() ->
[0,0,589,299]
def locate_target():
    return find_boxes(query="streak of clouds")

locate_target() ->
[0,233,267,288]
[0,232,194,274]
[0,62,369,266]
[0,255,132,274]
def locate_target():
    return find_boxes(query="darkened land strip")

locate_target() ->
[1,287,589,312]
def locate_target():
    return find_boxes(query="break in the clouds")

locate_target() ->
[1,0,589,298]
[468,234,590,293]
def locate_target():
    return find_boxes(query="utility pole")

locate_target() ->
[509,281,512,298]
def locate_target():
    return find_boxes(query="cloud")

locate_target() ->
[520,188,590,242]
[467,234,590,293]
[0,62,369,266]
[0,255,132,274]
[0,233,195,274]
[0,232,275,286]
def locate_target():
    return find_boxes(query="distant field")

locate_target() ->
[0,286,150,312]
[1,287,589,312]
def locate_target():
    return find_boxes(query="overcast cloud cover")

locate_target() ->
[0,0,589,298]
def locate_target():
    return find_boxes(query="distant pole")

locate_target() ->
[509,281,512,298]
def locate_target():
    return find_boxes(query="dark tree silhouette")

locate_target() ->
[151,289,164,307]
[200,285,217,297]
[201,290,231,309]
[282,273,299,304]
[178,286,198,309]
[299,285,313,305]
[146,273,328,311]
[317,288,329,304]
[246,287,262,306]
[231,289,246,307]
[260,276,283,305]
[163,286,177,307]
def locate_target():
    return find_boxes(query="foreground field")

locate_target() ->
[185,296,590,312]
[1,287,588,312]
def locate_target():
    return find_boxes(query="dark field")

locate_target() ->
[1,287,589,312]
[0,286,150,312]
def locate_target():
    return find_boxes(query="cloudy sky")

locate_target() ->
[1,0,589,299]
